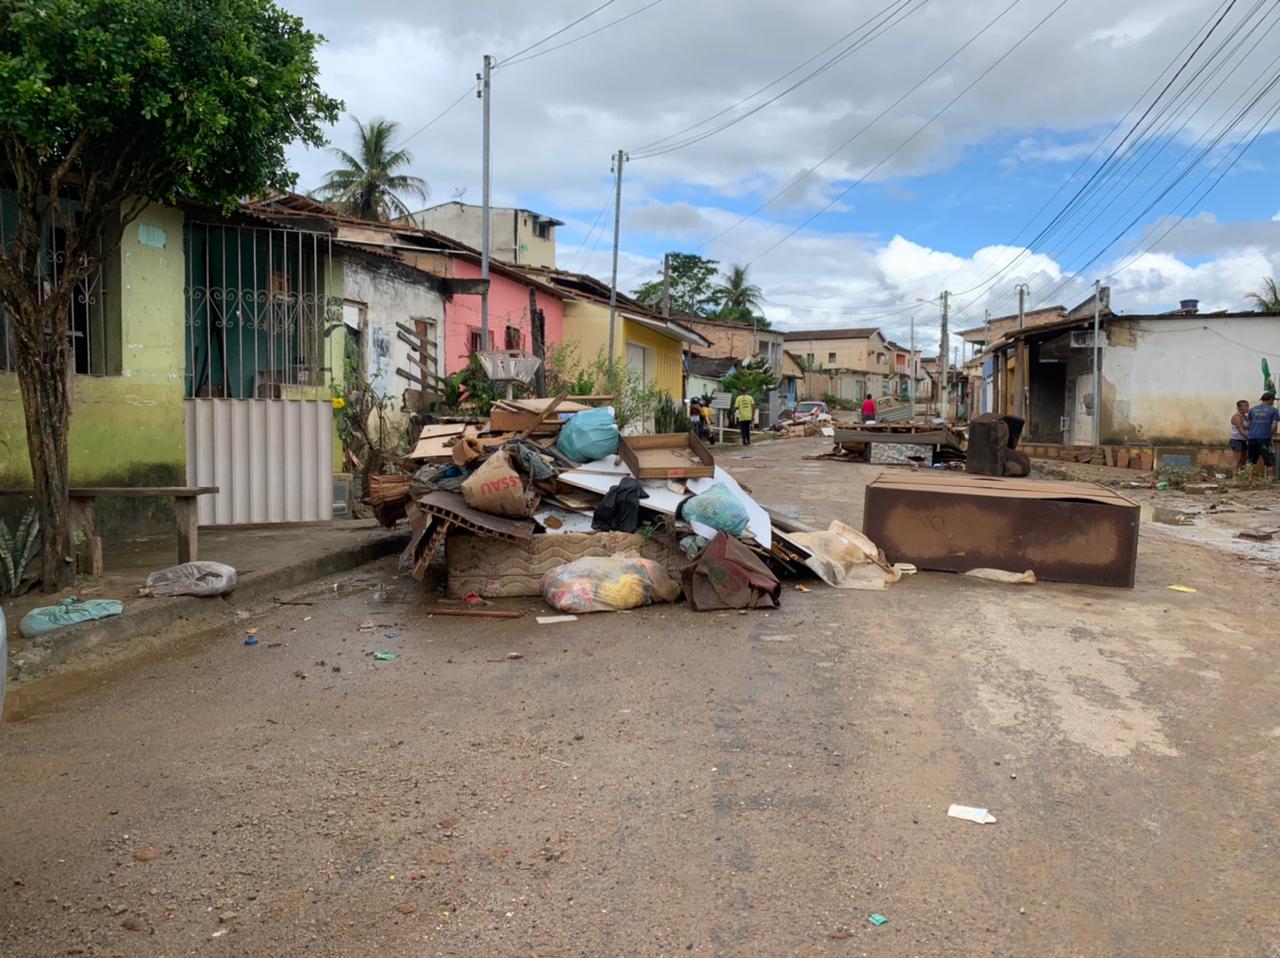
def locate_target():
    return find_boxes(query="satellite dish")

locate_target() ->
[451,186,467,201]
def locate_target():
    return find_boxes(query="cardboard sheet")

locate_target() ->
[409,423,468,460]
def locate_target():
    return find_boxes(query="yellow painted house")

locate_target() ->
[517,267,709,399]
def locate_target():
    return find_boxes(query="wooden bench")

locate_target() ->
[0,486,218,575]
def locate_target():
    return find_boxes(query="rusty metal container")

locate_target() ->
[863,474,1139,587]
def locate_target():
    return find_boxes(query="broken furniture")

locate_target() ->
[966,414,1029,477]
[831,422,963,466]
[862,473,1139,587]
[0,485,219,575]
[618,431,715,480]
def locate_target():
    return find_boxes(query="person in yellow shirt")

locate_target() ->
[734,390,756,446]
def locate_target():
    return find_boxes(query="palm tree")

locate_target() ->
[1245,276,1280,312]
[316,116,428,222]
[715,264,764,316]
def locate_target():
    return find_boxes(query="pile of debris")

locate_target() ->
[368,396,905,614]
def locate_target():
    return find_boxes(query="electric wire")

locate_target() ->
[744,0,1072,267]
[562,189,615,271]
[496,0,620,66]
[694,0,1027,252]
[497,0,664,69]
[946,0,1248,302]
[628,0,924,158]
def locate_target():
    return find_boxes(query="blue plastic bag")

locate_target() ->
[680,483,749,537]
[556,407,619,463]
[20,597,124,639]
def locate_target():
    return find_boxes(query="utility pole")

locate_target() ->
[940,290,950,420]
[1016,283,1027,330]
[909,313,916,413]
[1091,278,1101,447]
[607,149,625,361]
[662,252,670,319]
[478,54,492,352]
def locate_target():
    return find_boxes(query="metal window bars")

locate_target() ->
[0,195,110,376]
[183,222,340,400]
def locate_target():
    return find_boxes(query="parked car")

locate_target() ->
[793,400,831,421]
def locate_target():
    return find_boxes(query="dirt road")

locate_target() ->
[3,438,1278,957]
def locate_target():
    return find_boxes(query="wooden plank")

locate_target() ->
[428,608,521,619]
[396,366,426,386]
[417,490,535,541]
[518,390,570,440]
[0,486,219,498]
[175,497,199,563]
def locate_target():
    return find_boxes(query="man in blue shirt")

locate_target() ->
[1245,390,1279,474]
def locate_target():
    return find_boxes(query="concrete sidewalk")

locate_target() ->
[3,519,407,694]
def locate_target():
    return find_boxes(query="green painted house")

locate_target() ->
[0,198,348,535]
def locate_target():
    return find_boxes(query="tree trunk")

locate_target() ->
[13,300,74,592]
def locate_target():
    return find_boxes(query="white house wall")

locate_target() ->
[1100,317,1277,444]
[342,257,444,417]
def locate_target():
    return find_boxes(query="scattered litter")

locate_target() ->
[868,913,888,926]
[142,561,237,597]
[536,615,578,624]
[211,928,228,939]
[1167,585,1197,593]
[793,584,811,593]
[383,630,401,639]
[20,597,124,638]
[893,562,918,575]
[678,534,709,559]
[948,804,997,824]
[759,634,795,642]
[132,847,161,862]
[243,635,258,647]
[506,652,524,660]
[462,592,489,606]
[1236,528,1278,541]
[963,568,1036,585]
[788,521,900,590]
[357,621,375,631]
[372,651,399,661]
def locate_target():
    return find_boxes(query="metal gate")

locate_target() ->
[186,398,333,525]
[183,221,340,525]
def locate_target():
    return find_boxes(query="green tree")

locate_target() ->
[715,264,763,313]
[0,0,340,590]
[316,116,428,222]
[1245,276,1280,312]
[722,356,780,404]
[633,252,720,315]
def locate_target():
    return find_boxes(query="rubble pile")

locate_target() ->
[369,396,843,613]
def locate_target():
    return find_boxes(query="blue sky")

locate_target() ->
[282,0,1280,343]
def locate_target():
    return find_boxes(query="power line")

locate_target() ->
[497,0,620,66]
[394,84,474,150]
[968,1,1279,317]
[397,0,659,148]
[562,189,615,271]
[694,0,1027,252]
[744,0,1072,267]
[497,0,664,69]
[947,0,1248,302]
[629,0,923,158]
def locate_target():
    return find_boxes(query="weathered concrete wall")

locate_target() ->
[684,317,783,369]
[409,203,556,268]
[782,331,892,375]
[1100,317,1276,444]
[341,254,444,419]
[0,205,188,533]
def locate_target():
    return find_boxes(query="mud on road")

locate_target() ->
[3,439,1278,957]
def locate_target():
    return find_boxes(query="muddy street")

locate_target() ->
[3,439,1278,957]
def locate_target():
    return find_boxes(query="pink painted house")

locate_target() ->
[443,258,565,376]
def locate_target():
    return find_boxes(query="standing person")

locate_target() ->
[861,393,877,423]
[734,389,756,446]
[1230,399,1250,470]
[1246,390,1279,475]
